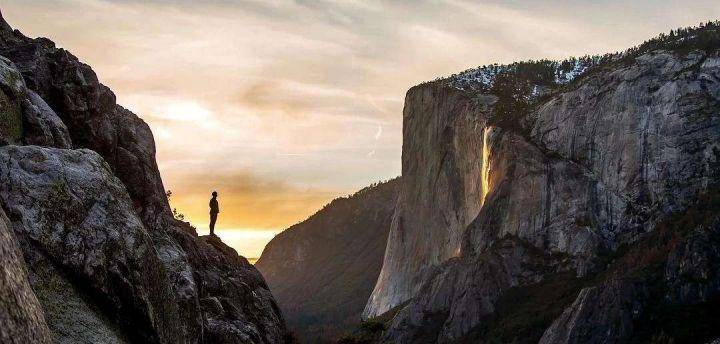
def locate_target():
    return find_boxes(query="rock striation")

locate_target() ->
[256,179,399,343]
[365,22,720,343]
[0,206,53,344]
[364,88,486,318]
[0,10,289,343]
[0,145,180,343]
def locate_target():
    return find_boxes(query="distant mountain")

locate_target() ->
[256,178,400,343]
[0,9,289,343]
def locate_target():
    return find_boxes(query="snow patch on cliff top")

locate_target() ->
[444,57,602,92]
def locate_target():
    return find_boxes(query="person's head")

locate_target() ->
[212,191,218,198]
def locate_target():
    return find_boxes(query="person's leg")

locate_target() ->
[209,213,217,236]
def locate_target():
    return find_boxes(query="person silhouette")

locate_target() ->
[209,191,219,236]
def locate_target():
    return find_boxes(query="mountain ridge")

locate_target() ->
[257,178,400,343]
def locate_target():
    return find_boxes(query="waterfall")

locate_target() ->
[481,126,492,206]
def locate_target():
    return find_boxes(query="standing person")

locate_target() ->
[209,191,219,236]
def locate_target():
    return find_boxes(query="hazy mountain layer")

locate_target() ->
[257,179,399,343]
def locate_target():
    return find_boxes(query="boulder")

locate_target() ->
[0,145,181,343]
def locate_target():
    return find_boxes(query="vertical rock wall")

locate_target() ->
[364,84,493,317]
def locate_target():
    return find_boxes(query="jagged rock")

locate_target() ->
[541,211,720,344]
[22,89,72,148]
[0,145,182,343]
[0,55,24,145]
[25,247,131,344]
[0,14,290,343]
[0,20,171,225]
[0,144,290,343]
[0,206,53,344]
[168,226,289,344]
[0,10,10,32]
[257,179,399,342]
[384,238,566,343]
[538,279,646,344]
[0,55,71,148]
[531,49,720,244]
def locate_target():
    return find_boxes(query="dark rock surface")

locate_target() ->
[0,12,169,226]
[538,279,646,344]
[167,227,289,344]
[0,53,71,148]
[0,10,290,343]
[0,206,53,344]
[0,145,181,343]
[257,179,399,343]
[541,204,720,344]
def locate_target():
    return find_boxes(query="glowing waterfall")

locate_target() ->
[481,126,491,206]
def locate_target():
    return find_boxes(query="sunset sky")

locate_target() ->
[3,0,718,258]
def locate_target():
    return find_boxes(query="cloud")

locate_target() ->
[2,0,718,242]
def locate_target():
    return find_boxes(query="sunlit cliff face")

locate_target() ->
[3,0,718,257]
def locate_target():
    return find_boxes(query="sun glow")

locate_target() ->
[207,229,281,261]
[159,100,212,122]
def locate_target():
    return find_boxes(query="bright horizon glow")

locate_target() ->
[3,0,719,257]
[198,227,281,260]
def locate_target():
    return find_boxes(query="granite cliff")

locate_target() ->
[362,22,720,343]
[0,10,289,343]
[256,178,399,343]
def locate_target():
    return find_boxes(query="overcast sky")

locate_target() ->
[3,0,718,256]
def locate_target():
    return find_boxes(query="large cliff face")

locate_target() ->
[256,179,399,343]
[0,11,289,343]
[364,88,487,318]
[368,23,720,343]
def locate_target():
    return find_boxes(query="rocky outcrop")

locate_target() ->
[0,145,181,343]
[383,237,568,343]
[0,14,169,226]
[0,54,71,148]
[540,204,720,344]
[0,55,25,145]
[257,179,399,342]
[0,11,289,343]
[367,23,720,343]
[538,279,646,344]
[166,228,289,344]
[0,206,53,344]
